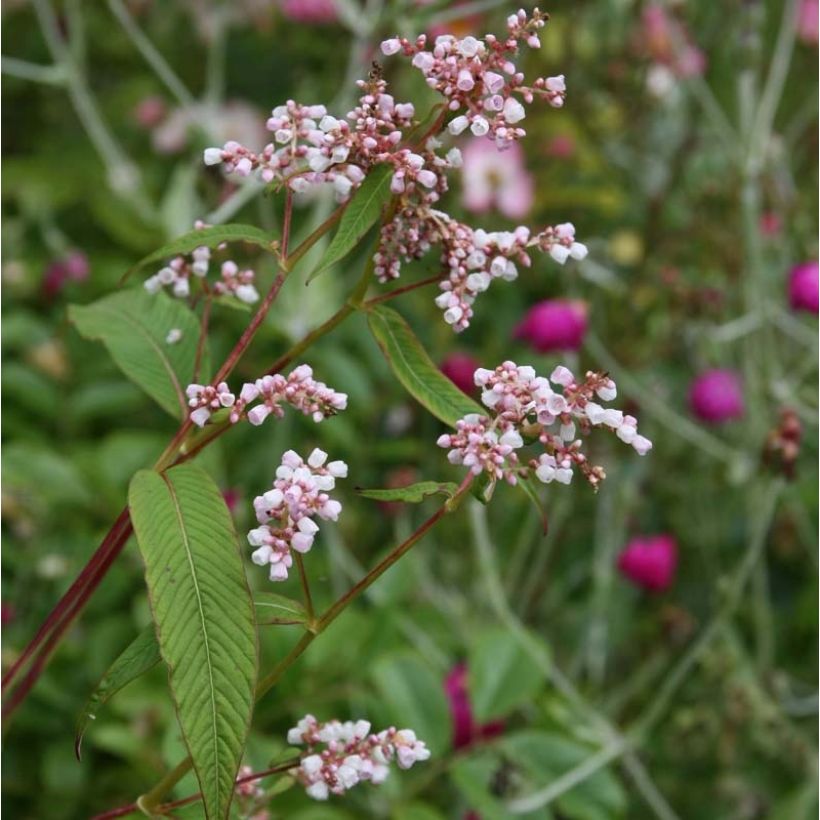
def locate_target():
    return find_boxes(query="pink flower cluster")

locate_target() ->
[287,715,430,800]
[382,8,565,148]
[186,364,347,428]
[249,449,347,582]
[438,361,652,489]
[144,221,259,304]
[234,766,269,820]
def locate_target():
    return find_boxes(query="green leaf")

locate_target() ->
[356,481,460,504]
[371,651,452,755]
[468,628,546,723]
[254,592,308,625]
[128,464,258,820]
[74,626,161,759]
[69,289,208,419]
[367,305,484,426]
[308,165,393,282]
[126,224,278,278]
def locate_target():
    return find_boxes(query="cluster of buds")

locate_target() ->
[249,449,346,582]
[287,715,430,800]
[233,766,269,820]
[377,216,587,331]
[382,8,564,148]
[438,361,652,489]
[144,221,259,304]
[185,364,347,428]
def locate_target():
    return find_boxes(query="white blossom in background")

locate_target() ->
[165,328,183,345]
[438,361,652,490]
[287,715,430,800]
[200,9,586,332]
[248,449,347,582]
[184,364,347,429]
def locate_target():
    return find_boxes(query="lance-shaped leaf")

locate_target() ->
[126,224,278,279]
[367,305,483,426]
[307,165,393,282]
[69,289,208,419]
[129,464,258,820]
[356,481,460,504]
[75,625,161,759]
[254,592,308,626]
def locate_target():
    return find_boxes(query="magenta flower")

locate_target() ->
[460,138,534,220]
[279,0,338,24]
[689,369,744,424]
[788,261,819,314]
[617,535,677,593]
[798,0,818,45]
[514,299,588,352]
[440,353,480,395]
[43,251,89,298]
[445,663,504,749]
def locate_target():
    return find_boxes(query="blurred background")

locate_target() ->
[2,0,818,817]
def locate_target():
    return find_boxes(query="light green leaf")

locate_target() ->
[75,626,161,759]
[127,224,278,278]
[254,592,308,625]
[468,628,545,723]
[356,481,460,504]
[69,289,208,419]
[308,165,393,282]
[129,464,258,820]
[371,651,451,754]
[367,305,484,426]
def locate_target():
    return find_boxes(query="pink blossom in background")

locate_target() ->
[788,261,819,314]
[1,602,15,626]
[461,138,534,220]
[132,95,167,129]
[642,4,706,78]
[546,133,576,159]
[279,0,338,24]
[618,535,677,592]
[689,369,744,424]
[43,251,89,298]
[759,211,782,238]
[514,299,588,353]
[445,663,504,749]
[798,0,819,44]
[440,353,481,395]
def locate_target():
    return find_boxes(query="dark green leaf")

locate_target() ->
[74,626,161,759]
[356,481,460,504]
[468,628,545,723]
[129,464,258,820]
[69,289,208,419]
[126,224,278,278]
[307,165,393,282]
[367,305,484,426]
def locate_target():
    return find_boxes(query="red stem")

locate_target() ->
[90,759,301,820]
[363,272,443,306]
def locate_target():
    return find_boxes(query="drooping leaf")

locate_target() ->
[307,165,393,282]
[75,626,161,759]
[128,464,258,820]
[468,628,546,723]
[356,481,460,504]
[254,592,308,625]
[69,289,208,419]
[126,224,278,278]
[367,305,483,426]
[371,651,451,754]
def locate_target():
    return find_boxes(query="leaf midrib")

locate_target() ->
[161,471,221,811]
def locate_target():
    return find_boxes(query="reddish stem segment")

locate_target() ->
[89,759,301,820]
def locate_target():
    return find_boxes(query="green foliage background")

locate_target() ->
[2,1,817,818]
